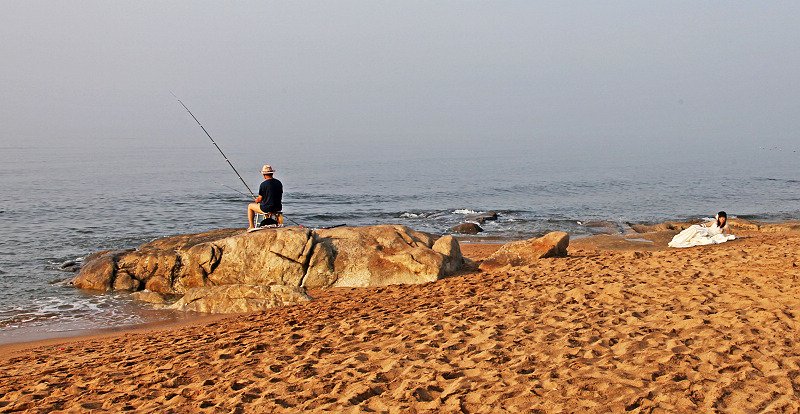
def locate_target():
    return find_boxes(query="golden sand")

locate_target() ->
[1,230,799,412]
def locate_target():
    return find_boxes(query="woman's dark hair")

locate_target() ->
[716,211,727,228]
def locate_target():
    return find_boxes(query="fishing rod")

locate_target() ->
[282,215,304,227]
[321,223,347,229]
[174,93,307,228]
[172,92,256,199]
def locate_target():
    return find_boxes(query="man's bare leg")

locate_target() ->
[247,203,265,229]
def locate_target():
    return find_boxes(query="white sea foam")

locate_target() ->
[453,209,480,215]
[0,295,145,332]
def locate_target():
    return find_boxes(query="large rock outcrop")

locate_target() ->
[73,225,464,295]
[479,231,569,271]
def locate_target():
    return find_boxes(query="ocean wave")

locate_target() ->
[0,296,117,329]
[755,177,800,184]
[0,293,181,337]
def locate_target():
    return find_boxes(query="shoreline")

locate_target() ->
[0,222,783,354]
[5,218,796,353]
[4,218,795,354]
[0,313,230,355]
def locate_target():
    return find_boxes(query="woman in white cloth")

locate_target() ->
[668,211,737,248]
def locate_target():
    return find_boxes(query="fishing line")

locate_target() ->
[218,183,251,198]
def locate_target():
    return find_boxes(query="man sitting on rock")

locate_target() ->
[247,165,283,230]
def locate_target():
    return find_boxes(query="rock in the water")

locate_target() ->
[451,223,483,234]
[59,260,80,272]
[169,284,311,313]
[72,249,133,291]
[465,212,499,224]
[73,225,464,296]
[479,231,569,271]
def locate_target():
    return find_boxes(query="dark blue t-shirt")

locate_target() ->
[258,178,283,213]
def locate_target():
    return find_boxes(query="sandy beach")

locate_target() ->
[2,229,799,412]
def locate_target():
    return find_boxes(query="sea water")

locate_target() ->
[0,141,797,344]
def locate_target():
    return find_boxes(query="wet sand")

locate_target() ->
[2,229,799,412]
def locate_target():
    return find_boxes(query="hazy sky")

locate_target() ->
[1,1,798,158]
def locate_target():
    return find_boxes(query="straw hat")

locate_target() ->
[260,165,276,174]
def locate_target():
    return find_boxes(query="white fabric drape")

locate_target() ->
[668,224,736,248]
